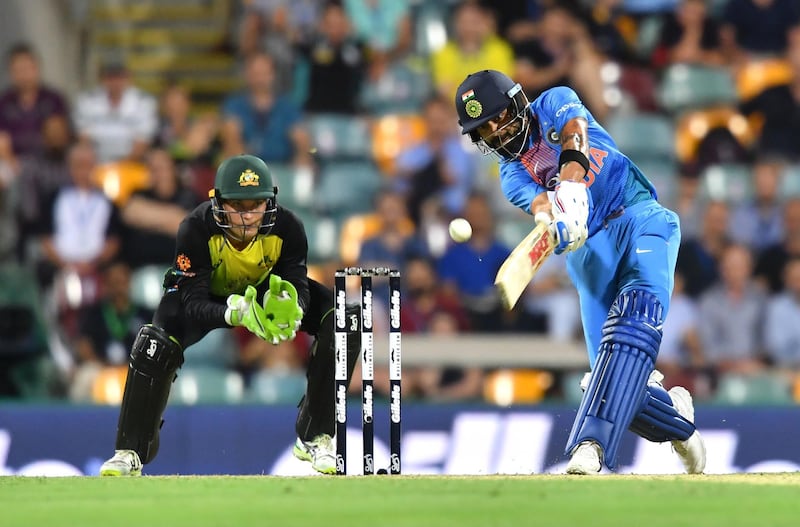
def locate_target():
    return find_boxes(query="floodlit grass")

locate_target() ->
[1,474,798,527]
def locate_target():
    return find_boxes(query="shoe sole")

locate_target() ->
[99,467,142,477]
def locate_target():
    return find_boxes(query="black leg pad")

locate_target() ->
[296,305,360,440]
[115,324,183,464]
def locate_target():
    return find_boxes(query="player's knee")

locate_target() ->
[601,290,663,360]
[130,324,184,376]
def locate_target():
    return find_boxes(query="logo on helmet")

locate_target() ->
[461,89,483,118]
[238,169,260,187]
[465,99,483,118]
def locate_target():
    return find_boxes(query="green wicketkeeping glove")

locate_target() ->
[225,285,284,344]
[263,274,304,342]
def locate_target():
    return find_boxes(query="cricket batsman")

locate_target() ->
[455,70,706,474]
[99,154,361,476]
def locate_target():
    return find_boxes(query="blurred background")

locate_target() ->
[1,0,800,476]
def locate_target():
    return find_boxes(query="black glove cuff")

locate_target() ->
[559,149,590,175]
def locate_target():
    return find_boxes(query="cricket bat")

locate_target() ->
[494,222,556,310]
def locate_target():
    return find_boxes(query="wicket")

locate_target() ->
[334,267,401,476]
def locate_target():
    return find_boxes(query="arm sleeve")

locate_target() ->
[499,162,545,214]
[174,217,229,327]
[268,214,311,313]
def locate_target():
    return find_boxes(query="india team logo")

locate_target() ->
[461,89,483,118]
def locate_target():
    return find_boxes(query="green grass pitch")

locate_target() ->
[1,474,798,527]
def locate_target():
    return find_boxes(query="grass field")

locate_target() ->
[2,474,798,527]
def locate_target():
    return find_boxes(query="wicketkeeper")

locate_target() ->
[99,154,361,476]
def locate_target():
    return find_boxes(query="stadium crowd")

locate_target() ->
[1,0,799,407]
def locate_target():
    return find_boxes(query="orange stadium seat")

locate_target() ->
[371,114,427,175]
[91,366,128,405]
[483,369,554,405]
[674,106,758,164]
[735,58,792,102]
[93,160,150,206]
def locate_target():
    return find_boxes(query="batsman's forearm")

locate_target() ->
[559,117,590,182]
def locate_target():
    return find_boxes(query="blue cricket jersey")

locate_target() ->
[499,86,656,237]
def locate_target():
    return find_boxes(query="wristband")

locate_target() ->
[559,149,590,175]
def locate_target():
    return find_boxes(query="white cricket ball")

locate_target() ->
[448,217,472,243]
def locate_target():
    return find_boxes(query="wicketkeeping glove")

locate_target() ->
[225,285,284,344]
[262,274,304,342]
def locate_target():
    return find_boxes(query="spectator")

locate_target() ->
[651,0,723,69]
[14,114,73,258]
[729,157,785,253]
[73,61,158,163]
[220,51,312,166]
[517,250,580,341]
[676,200,731,298]
[120,148,201,269]
[697,243,768,375]
[512,5,609,121]
[740,41,800,161]
[294,2,367,114]
[237,0,320,95]
[155,82,219,167]
[431,2,514,99]
[38,142,123,289]
[343,0,412,59]
[755,197,800,293]
[409,312,484,401]
[657,271,706,393]
[69,260,151,401]
[0,42,69,168]
[395,256,480,401]
[437,193,510,332]
[358,188,429,299]
[764,257,800,368]
[393,95,479,225]
[719,0,800,66]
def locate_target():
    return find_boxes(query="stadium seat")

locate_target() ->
[93,160,150,206]
[338,213,416,266]
[713,373,794,405]
[183,328,238,369]
[312,161,382,216]
[697,163,754,204]
[674,106,758,164]
[170,366,245,405]
[91,365,128,405]
[496,217,535,251]
[561,370,588,406]
[129,264,168,311]
[303,214,340,264]
[371,114,427,175]
[735,58,792,101]
[657,65,738,115]
[634,159,680,209]
[604,112,675,163]
[247,369,307,405]
[780,164,800,198]
[269,163,315,213]
[360,61,432,117]
[483,369,553,405]
[306,114,372,161]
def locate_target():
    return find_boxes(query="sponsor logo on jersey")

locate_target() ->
[176,254,191,271]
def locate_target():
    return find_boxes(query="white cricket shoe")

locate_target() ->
[668,386,706,474]
[293,434,336,475]
[99,449,142,477]
[566,441,603,475]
